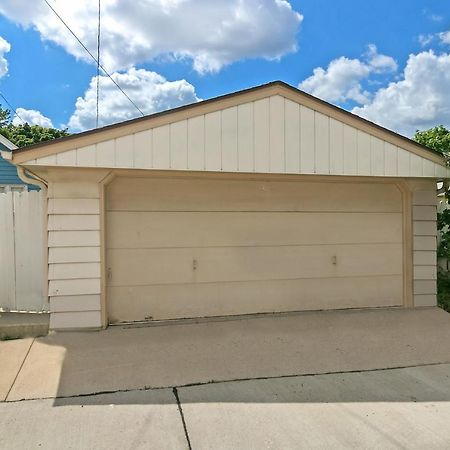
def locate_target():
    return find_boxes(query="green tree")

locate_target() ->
[0,106,69,148]
[414,125,450,311]
[0,107,10,128]
[414,125,450,156]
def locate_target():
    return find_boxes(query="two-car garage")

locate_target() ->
[105,175,404,323]
[12,81,442,330]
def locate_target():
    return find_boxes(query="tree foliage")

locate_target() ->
[0,106,69,148]
[414,125,450,156]
[414,125,450,311]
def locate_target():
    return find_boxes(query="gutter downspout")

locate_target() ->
[16,166,48,190]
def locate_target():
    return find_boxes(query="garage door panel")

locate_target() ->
[108,275,403,323]
[106,211,403,249]
[106,176,405,322]
[106,177,402,213]
[107,243,402,286]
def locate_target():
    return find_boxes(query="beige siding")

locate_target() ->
[412,186,437,307]
[26,95,450,179]
[106,176,404,323]
[47,181,102,329]
[49,310,102,330]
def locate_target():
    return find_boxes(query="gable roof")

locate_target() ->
[10,81,446,167]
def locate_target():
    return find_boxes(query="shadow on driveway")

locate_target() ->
[5,307,450,406]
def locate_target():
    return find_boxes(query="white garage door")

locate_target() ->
[106,176,404,323]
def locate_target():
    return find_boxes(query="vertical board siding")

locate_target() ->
[237,103,254,172]
[284,99,300,174]
[115,135,134,168]
[412,187,437,307]
[152,124,170,169]
[300,105,315,173]
[204,111,221,170]
[329,118,343,175]
[0,190,45,312]
[47,181,102,328]
[357,131,371,175]
[77,145,96,166]
[269,95,285,172]
[30,95,448,178]
[56,149,76,166]
[96,140,115,167]
[221,106,238,171]
[343,124,358,175]
[133,130,152,169]
[371,137,384,176]
[253,98,270,172]
[314,112,329,174]
[384,143,398,176]
[188,116,205,170]
[170,120,188,170]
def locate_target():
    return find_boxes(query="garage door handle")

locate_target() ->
[193,259,198,271]
[107,267,112,280]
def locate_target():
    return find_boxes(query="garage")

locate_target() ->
[105,175,404,323]
[7,81,445,330]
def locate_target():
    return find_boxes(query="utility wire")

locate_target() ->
[96,0,101,128]
[0,92,26,124]
[43,0,144,117]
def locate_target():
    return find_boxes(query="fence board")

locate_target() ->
[0,192,15,310]
[0,189,46,311]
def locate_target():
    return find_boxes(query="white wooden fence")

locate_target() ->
[0,189,47,312]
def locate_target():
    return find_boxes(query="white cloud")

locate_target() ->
[0,0,302,74]
[13,108,54,127]
[299,45,397,104]
[0,35,11,78]
[352,51,450,136]
[68,68,200,131]
[365,44,398,73]
[418,34,434,47]
[431,14,444,22]
[299,57,371,104]
[439,31,450,45]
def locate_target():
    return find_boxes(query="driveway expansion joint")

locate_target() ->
[3,360,450,404]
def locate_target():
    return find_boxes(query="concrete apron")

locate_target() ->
[3,307,450,402]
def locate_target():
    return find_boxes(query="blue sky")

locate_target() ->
[0,0,450,137]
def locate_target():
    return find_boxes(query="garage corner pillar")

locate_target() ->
[47,179,104,330]
[411,183,438,307]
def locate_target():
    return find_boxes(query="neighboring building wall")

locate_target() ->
[47,180,103,329]
[0,154,40,190]
[412,182,438,307]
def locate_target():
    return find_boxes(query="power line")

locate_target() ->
[96,0,101,128]
[43,0,145,118]
[0,92,26,124]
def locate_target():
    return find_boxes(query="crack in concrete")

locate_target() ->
[2,360,450,404]
[173,387,192,450]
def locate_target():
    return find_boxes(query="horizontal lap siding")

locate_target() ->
[412,187,437,307]
[29,96,449,179]
[47,181,102,329]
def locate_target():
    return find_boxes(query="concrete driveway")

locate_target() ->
[2,307,450,449]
